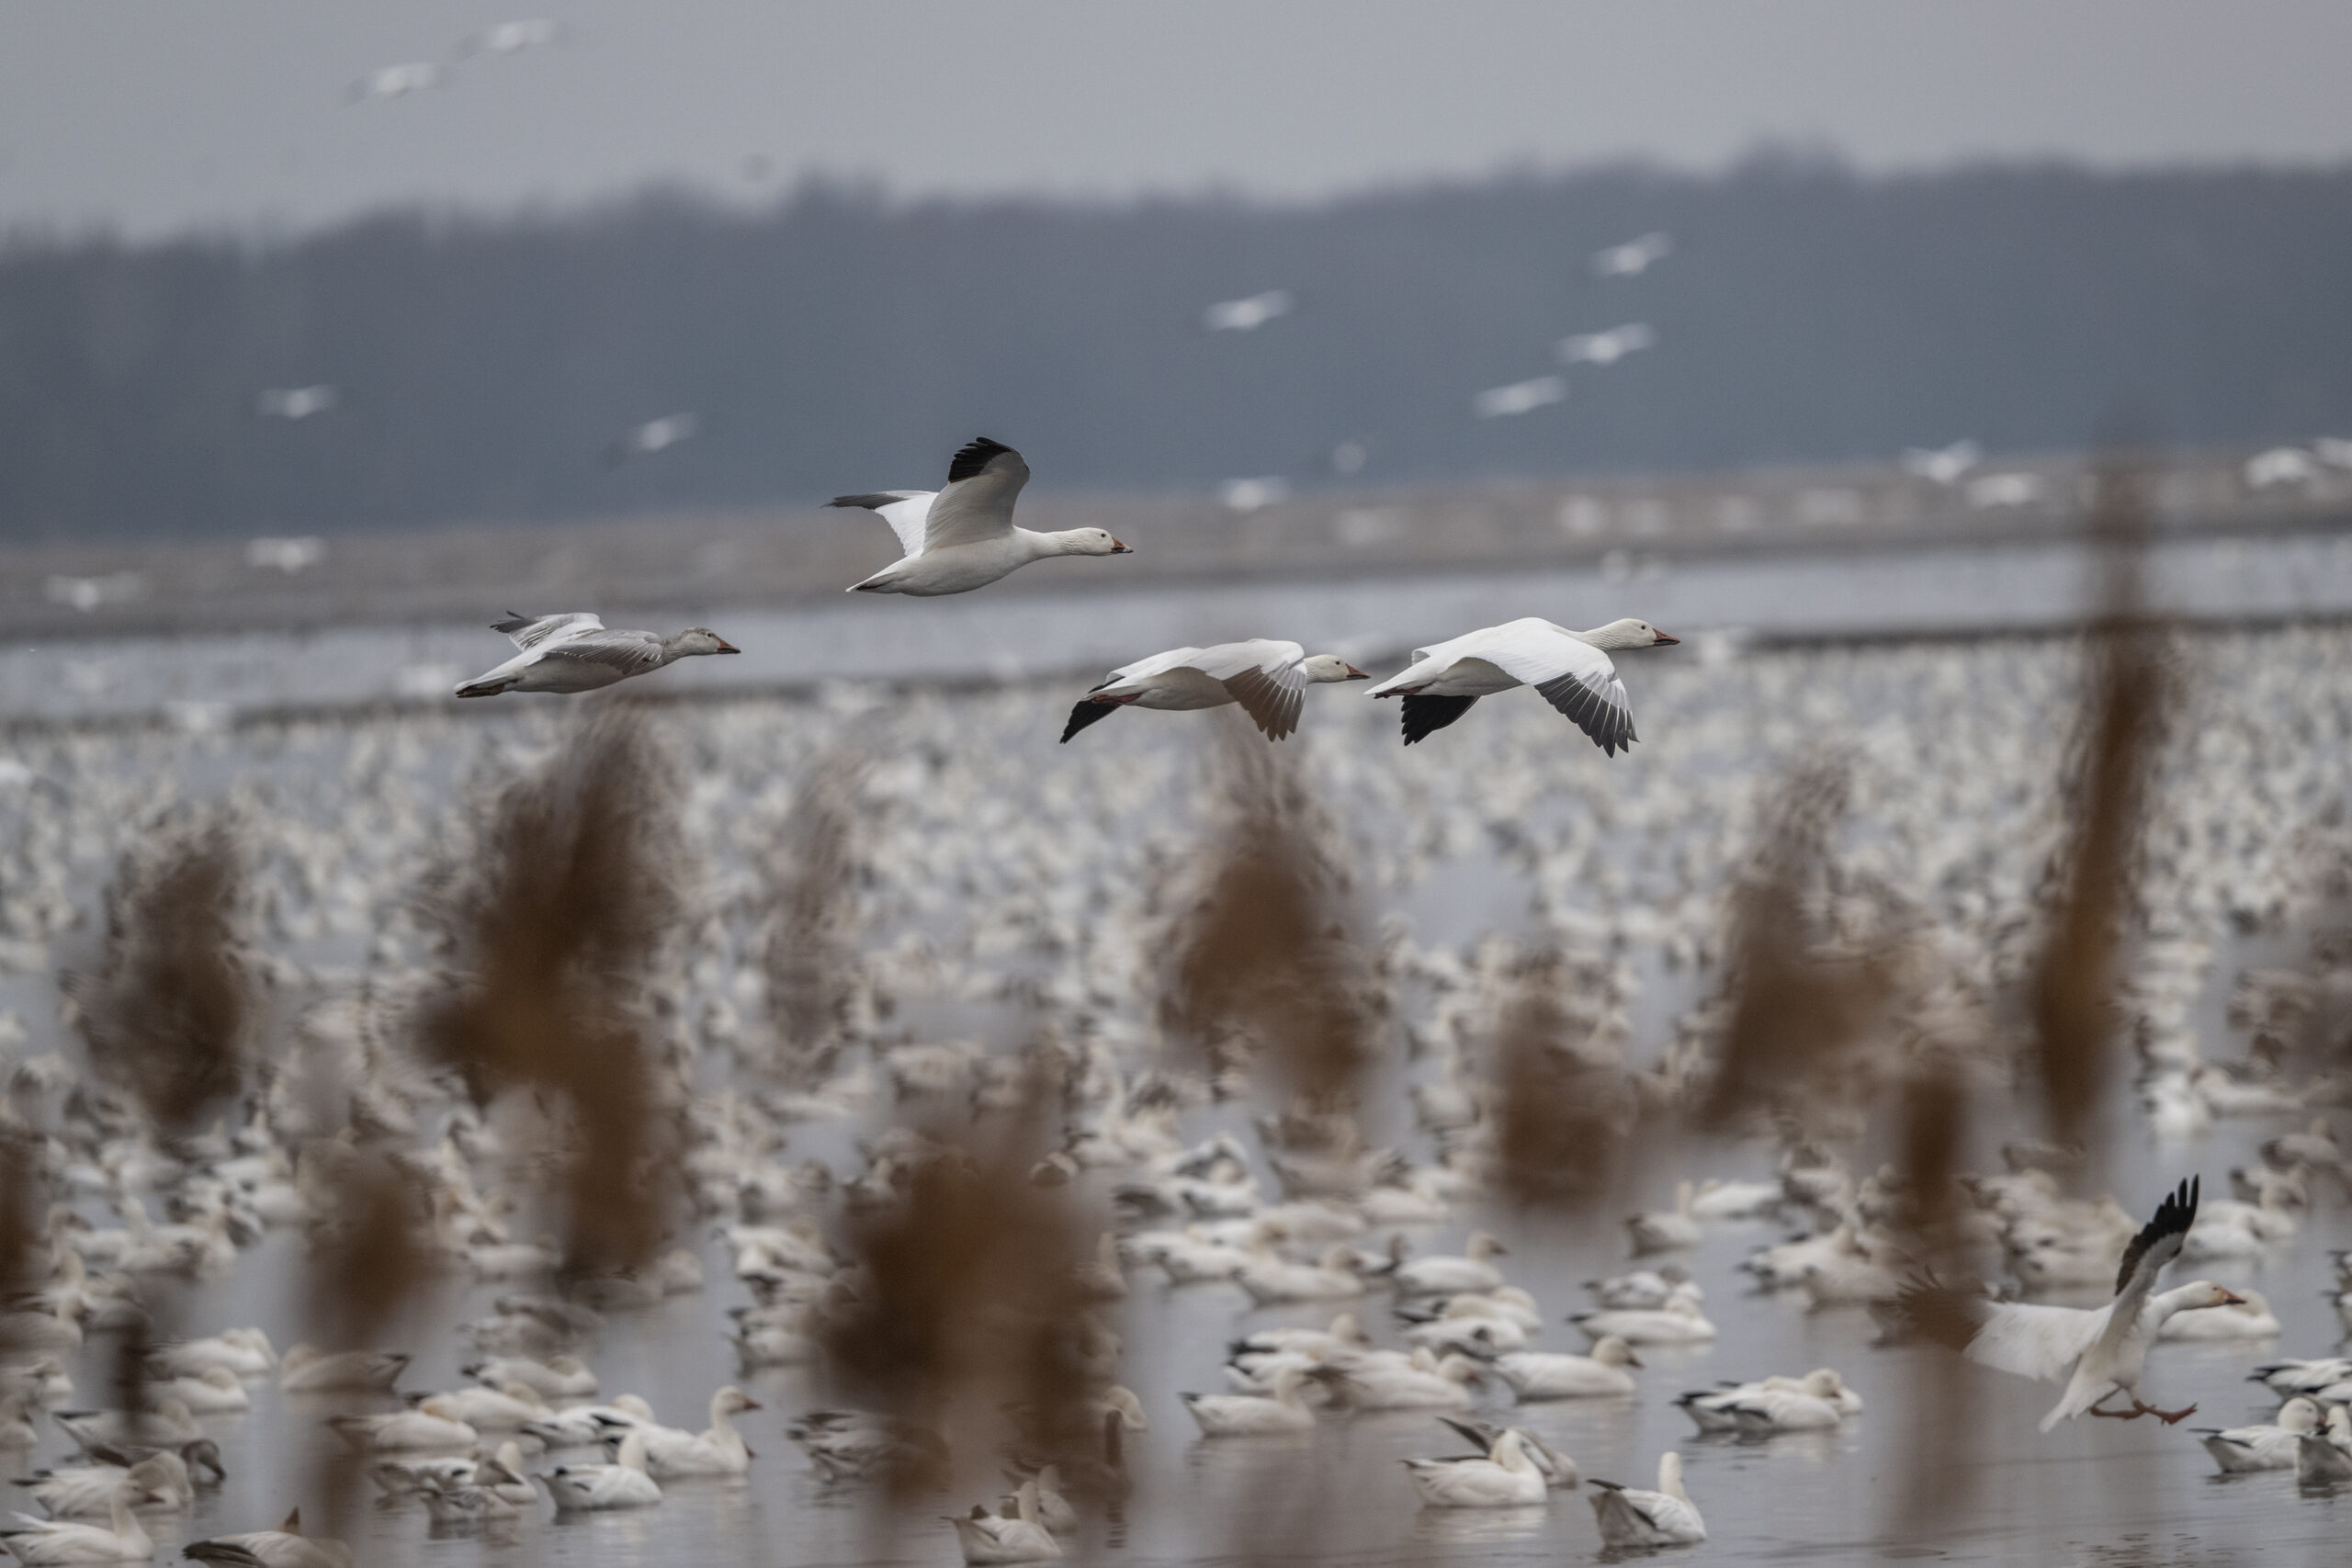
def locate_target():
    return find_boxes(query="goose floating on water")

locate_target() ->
[830,438,1130,596]
[1364,616,1676,749]
[1060,640,1366,742]
[1589,1451,1706,1548]
[454,613,738,698]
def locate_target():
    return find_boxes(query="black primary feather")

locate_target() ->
[491,611,537,634]
[828,491,917,511]
[2113,1175,2198,1296]
[1400,694,1476,744]
[946,436,1017,483]
[1060,700,1120,743]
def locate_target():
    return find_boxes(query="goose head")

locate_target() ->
[710,1385,762,1421]
[1050,527,1132,557]
[1578,618,1679,651]
[1589,1335,1644,1370]
[2279,1395,2323,1434]
[1300,655,1371,682]
[666,628,741,658]
[1464,1231,1508,1262]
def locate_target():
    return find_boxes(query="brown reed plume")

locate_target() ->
[70,818,252,1141]
[763,749,864,1086]
[413,708,687,1280]
[2030,455,2174,1148]
[817,1065,1103,1509]
[1490,946,1634,1210]
[0,1132,40,1319]
[1160,731,1376,1109]
[1700,759,1894,1133]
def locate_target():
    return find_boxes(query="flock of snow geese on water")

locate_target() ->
[453,436,1678,759]
[4,552,2352,1562]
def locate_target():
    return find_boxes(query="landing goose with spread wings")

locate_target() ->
[1363,617,1676,750]
[1060,640,1367,742]
[453,613,738,698]
[830,438,1131,595]
[1898,1178,2244,1431]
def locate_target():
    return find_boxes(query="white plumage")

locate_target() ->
[829,438,1130,595]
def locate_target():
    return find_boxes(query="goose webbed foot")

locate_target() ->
[2138,1400,2198,1426]
[2086,1398,2140,1420]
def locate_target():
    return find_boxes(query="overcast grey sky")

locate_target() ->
[6,1,2352,239]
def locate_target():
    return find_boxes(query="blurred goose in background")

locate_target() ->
[524,1393,655,1448]
[1060,641,1367,742]
[454,613,737,697]
[539,1429,662,1512]
[1201,290,1294,332]
[1366,618,1676,750]
[1627,1183,1702,1253]
[830,438,1130,595]
[1494,1337,1642,1401]
[184,1509,349,1568]
[15,1453,194,1517]
[466,1356,596,1400]
[631,1387,760,1477]
[2196,1396,2323,1472]
[277,1347,405,1393]
[2155,1286,2278,1340]
[1589,1451,1705,1548]
[1402,1427,1548,1508]
[53,1401,199,1455]
[0,1484,151,1564]
[1572,1295,1718,1346]
[146,1331,274,1382]
[1180,1369,1315,1436]
[1392,1232,1510,1296]
[2298,1405,2352,1483]
[329,1398,477,1453]
[948,1480,1060,1563]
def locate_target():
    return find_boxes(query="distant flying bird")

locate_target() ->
[604,413,698,466]
[1201,290,1294,333]
[1327,438,1370,478]
[1965,472,2043,509]
[346,63,443,102]
[454,612,739,698]
[1472,377,1566,419]
[2245,446,2321,489]
[257,386,338,420]
[1590,232,1673,277]
[1365,616,1678,750]
[245,537,327,575]
[1219,478,1290,513]
[2313,436,2352,469]
[1902,440,1983,486]
[42,574,145,614]
[460,19,562,56]
[827,437,1132,595]
[1060,640,1369,743]
[1557,323,1656,367]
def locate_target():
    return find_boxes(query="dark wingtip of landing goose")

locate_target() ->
[1061,699,1120,744]
[947,436,1019,482]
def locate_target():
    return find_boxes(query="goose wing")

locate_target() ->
[1196,639,1309,739]
[531,628,669,679]
[1470,620,1637,755]
[915,438,1029,552]
[491,612,604,651]
[1099,647,1207,688]
[1898,1280,2107,1382]
[826,491,935,558]
[2112,1177,2198,1303]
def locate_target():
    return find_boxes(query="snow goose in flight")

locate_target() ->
[1364,617,1677,750]
[453,613,738,698]
[1060,640,1367,742]
[1588,1451,1705,1548]
[1899,1178,2244,1431]
[828,438,1130,595]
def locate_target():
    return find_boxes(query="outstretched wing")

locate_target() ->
[1897,1279,2107,1382]
[534,628,668,680]
[1401,694,1476,744]
[2113,1176,2199,1301]
[827,490,935,558]
[1472,620,1637,755]
[492,611,604,650]
[919,437,1029,552]
[1198,639,1308,740]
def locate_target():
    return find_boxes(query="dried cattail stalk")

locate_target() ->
[1490,948,1632,1210]
[763,750,864,1085]
[2030,456,2174,1146]
[0,1133,40,1312]
[72,818,252,1140]
[819,1070,1102,1507]
[1701,761,1892,1132]
[413,709,685,1280]
[1162,732,1375,1108]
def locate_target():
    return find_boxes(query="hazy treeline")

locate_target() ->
[4,155,2351,542]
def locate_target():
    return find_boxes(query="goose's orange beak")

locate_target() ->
[716,638,741,654]
[2220,1291,2248,1306]
[1111,538,1133,554]
[1344,665,1370,680]
[1653,630,1679,646]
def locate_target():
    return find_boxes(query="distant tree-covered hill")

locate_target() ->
[3,155,2349,542]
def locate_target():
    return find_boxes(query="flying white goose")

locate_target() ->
[0,1483,153,1564]
[1900,1178,2244,1431]
[1402,1427,1549,1508]
[829,438,1131,595]
[1589,1451,1705,1548]
[184,1509,350,1568]
[453,613,738,697]
[1364,618,1677,750]
[1060,641,1368,742]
